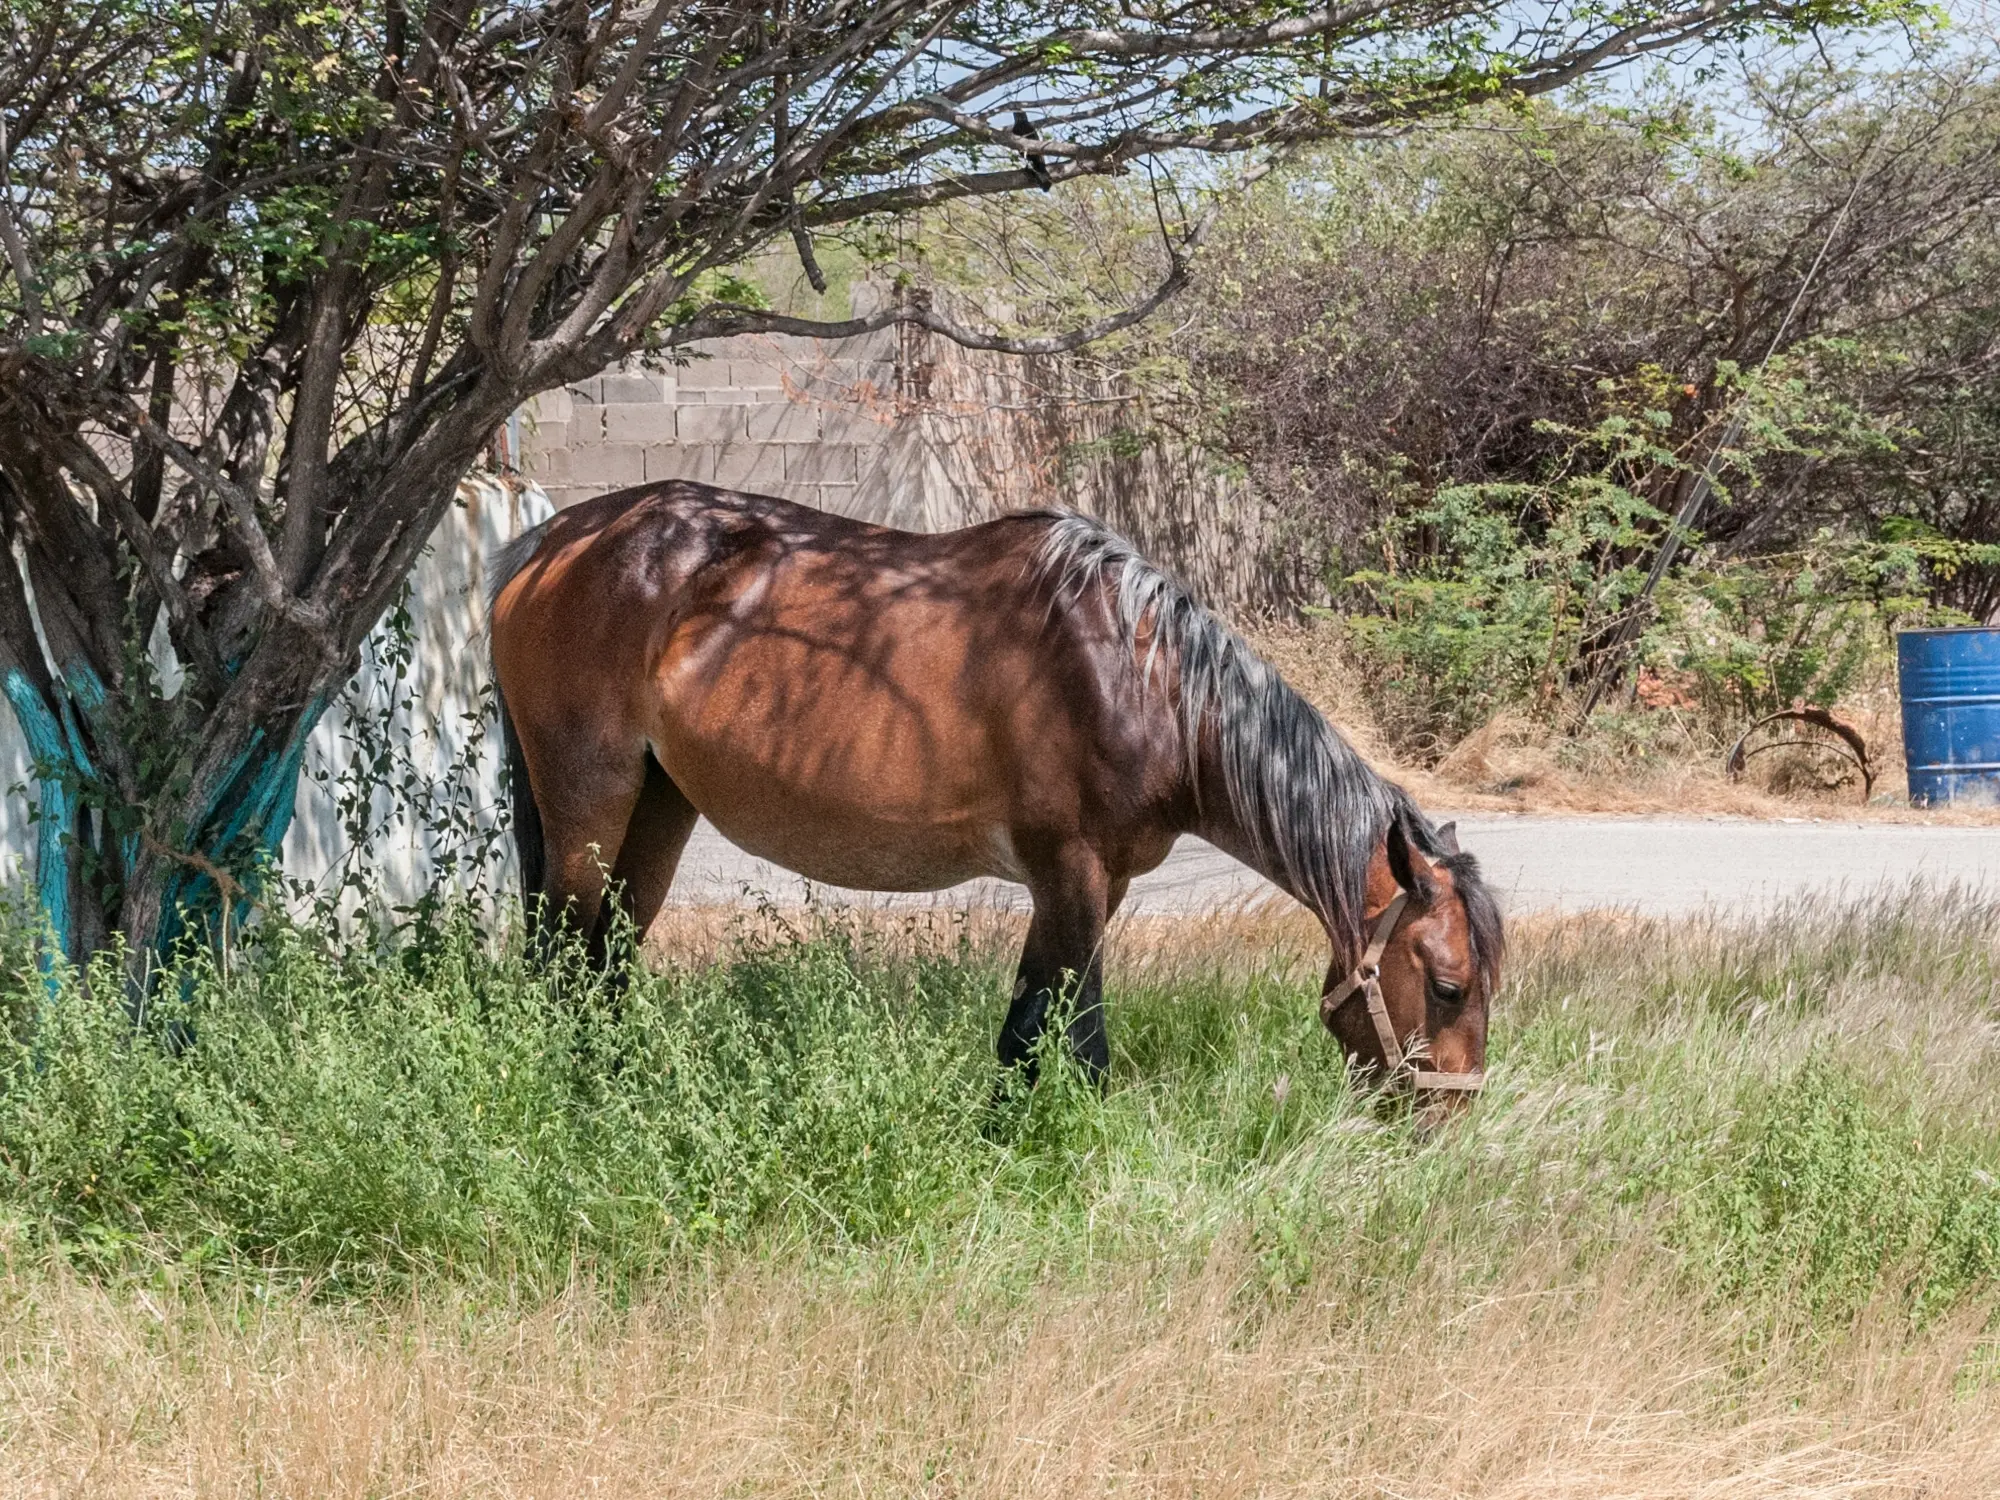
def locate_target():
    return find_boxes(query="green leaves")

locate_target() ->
[1333,344,1957,753]
[0,873,1995,1349]
[1673,1056,2000,1323]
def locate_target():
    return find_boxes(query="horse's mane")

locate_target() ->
[1442,843,1506,997]
[1032,511,1501,985]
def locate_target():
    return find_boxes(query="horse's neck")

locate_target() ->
[1184,725,1377,934]
[1185,745,1312,912]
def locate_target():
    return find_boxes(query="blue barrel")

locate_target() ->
[1899,627,2000,805]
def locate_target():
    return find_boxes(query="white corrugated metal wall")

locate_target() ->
[0,475,552,915]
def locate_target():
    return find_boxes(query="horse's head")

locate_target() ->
[1321,816,1503,1110]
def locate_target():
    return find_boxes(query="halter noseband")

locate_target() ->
[1324,892,1485,1094]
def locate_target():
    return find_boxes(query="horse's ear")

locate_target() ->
[1385,814,1438,903]
[1436,820,1461,856]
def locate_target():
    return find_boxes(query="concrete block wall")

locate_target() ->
[521,326,902,519]
[516,292,1289,612]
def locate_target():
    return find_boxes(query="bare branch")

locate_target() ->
[113,404,328,634]
[790,211,830,295]
[0,119,43,340]
[671,185,1228,356]
[56,435,226,695]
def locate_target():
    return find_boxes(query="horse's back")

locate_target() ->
[491,482,1181,889]
[497,481,1051,621]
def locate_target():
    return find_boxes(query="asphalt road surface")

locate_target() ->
[667,815,2000,919]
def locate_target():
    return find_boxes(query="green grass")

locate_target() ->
[0,889,1997,1338]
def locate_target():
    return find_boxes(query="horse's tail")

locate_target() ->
[495,683,546,905]
[488,518,553,909]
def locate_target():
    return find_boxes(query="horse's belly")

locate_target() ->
[646,590,1056,890]
[680,774,1022,891]
[702,803,1013,892]
[652,728,1024,892]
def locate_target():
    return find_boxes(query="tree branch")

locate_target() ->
[112,403,329,635]
[0,120,42,341]
[670,239,1196,356]
[51,433,227,696]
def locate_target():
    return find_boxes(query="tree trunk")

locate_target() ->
[0,453,487,977]
[0,593,339,974]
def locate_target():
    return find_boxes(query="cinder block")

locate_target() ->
[646,446,716,484]
[517,415,567,451]
[703,335,771,361]
[827,329,897,362]
[523,443,571,481]
[730,360,786,392]
[791,359,862,394]
[604,404,680,442]
[677,405,744,443]
[702,387,760,405]
[601,373,666,403]
[567,377,603,403]
[820,408,891,446]
[530,388,574,425]
[568,444,647,487]
[746,404,821,442]
[714,446,789,491]
[784,444,858,483]
[676,356,733,389]
[815,483,861,515]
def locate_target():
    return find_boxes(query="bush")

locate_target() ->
[0,912,1010,1282]
[1674,1057,2000,1322]
[1335,380,1993,757]
[1180,65,2000,620]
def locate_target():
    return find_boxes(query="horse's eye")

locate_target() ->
[1431,979,1465,1007]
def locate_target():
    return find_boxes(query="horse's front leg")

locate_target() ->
[1001,847,1118,1086]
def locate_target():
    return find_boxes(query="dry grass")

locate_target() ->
[5,1243,1997,1498]
[1248,621,2000,826]
[643,898,1328,974]
[6,900,1998,1497]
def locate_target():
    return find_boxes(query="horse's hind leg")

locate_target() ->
[607,752,700,944]
[1000,846,1113,1085]
[525,736,650,965]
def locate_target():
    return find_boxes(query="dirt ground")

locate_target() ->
[1248,622,2000,827]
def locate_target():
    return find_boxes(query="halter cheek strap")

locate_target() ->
[1323,892,1485,1094]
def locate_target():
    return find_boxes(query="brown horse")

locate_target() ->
[488,482,1502,1095]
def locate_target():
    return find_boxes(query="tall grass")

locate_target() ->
[2,892,1999,1315]
[1,889,1998,1494]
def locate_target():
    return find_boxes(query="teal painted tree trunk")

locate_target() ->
[144,702,326,963]
[0,650,325,977]
[2,665,90,968]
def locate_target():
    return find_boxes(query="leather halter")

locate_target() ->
[1323,892,1485,1093]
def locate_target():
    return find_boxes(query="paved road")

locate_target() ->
[667,815,2000,918]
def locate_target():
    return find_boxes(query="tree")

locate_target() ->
[0,0,1888,966]
[1178,53,2000,597]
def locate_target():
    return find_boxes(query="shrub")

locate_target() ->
[1336,376,1992,756]
[0,888,1996,1340]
